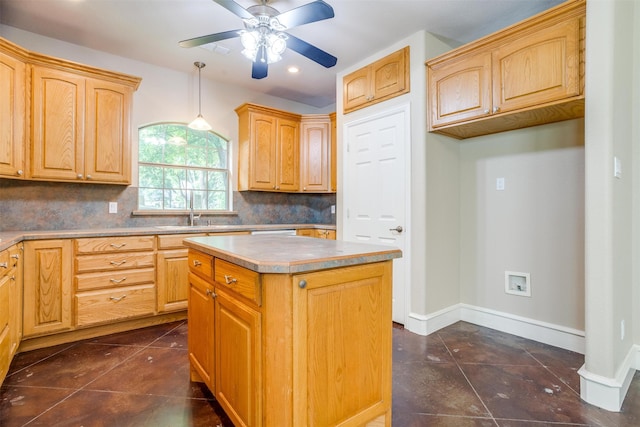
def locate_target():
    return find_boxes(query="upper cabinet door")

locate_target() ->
[492,18,581,114]
[343,67,371,113]
[370,47,409,101]
[249,112,278,190]
[275,117,300,192]
[428,51,492,128]
[0,49,25,179]
[30,66,85,181]
[84,78,132,183]
[300,118,330,193]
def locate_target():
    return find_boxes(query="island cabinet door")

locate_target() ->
[187,272,215,391]
[214,287,262,427]
[292,261,393,427]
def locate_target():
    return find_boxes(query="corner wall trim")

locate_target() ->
[578,344,639,412]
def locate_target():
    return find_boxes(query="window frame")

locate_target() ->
[136,122,233,214]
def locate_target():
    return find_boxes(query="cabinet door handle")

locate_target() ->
[110,260,127,267]
[224,275,237,285]
[77,174,83,179]
[11,254,19,260]
[110,243,126,249]
[17,169,23,176]
[109,295,127,302]
[0,262,7,269]
[206,289,217,299]
[492,106,500,113]
[193,260,202,267]
[110,277,127,284]
[299,279,307,289]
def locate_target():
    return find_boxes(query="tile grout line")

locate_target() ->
[434,332,500,427]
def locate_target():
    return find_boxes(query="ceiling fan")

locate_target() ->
[179,0,338,79]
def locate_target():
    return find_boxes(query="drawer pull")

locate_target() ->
[109,295,127,302]
[110,260,127,267]
[193,260,202,267]
[110,277,127,284]
[0,262,7,269]
[224,275,237,285]
[110,243,127,249]
[10,254,19,260]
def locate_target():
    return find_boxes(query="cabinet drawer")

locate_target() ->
[75,236,155,254]
[76,267,155,291]
[75,284,156,326]
[157,234,206,250]
[75,252,155,273]
[214,258,261,306]
[188,251,213,280]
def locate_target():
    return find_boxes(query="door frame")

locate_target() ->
[340,103,412,326]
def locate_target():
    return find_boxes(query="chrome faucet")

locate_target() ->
[189,192,201,226]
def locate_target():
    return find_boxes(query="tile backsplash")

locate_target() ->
[0,180,336,231]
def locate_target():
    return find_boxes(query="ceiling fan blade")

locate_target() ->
[211,0,254,20]
[276,0,334,28]
[179,29,243,48]
[286,34,337,68]
[252,60,268,79]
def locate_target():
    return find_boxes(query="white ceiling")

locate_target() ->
[0,0,563,108]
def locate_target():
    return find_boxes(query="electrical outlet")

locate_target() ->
[621,319,625,341]
[109,202,118,214]
[331,205,336,214]
[496,177,505,191]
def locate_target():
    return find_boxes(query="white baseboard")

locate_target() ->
[578,344,639,412]
[406,303,585,354]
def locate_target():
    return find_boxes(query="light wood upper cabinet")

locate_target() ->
[0,40,26,179]
[0,36,140,184]
[300,116,331,192]
[427,0,585,139]
[30,66,85,181]
[23,240,73,337]
[237,104,300,192]
[84,78,133,183]
[343,46,410,114]
[30,66,136,183]
[236,103,335,194]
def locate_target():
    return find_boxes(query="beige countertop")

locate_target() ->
[183,234,402,274]
[0,224,336,252]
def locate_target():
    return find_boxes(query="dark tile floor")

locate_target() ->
[1,320,638,426]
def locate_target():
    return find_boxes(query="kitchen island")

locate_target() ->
[183,234,402,427]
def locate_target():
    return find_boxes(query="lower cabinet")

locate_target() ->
[215,287,261,427]
[23,240,73,337]
[188,271,215,391]
[188,248,392,427]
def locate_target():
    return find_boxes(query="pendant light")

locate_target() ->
[188,61,212,131]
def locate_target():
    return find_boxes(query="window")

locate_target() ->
[138,123,230,211]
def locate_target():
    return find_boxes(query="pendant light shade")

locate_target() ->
[188,61,212,131]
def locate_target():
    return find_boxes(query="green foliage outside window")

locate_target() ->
[138,123,230,211]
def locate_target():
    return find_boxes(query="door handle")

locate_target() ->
[389,226,403,233]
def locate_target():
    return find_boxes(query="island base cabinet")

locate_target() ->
[291,262,392,427]
[188,246,394,427]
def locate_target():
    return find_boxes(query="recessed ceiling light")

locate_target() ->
[288,66,299,73]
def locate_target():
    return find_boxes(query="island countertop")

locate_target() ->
[183,234,402,273]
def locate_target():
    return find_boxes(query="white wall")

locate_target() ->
[459,120,585,331]
[0,25,330,188]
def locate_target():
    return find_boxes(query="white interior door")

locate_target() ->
[343,105,409,324]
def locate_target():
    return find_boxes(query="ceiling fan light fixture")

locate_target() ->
[188,62,212,131]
